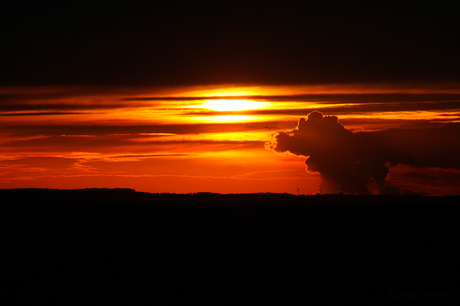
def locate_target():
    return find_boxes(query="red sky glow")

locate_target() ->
[2,83,460,195]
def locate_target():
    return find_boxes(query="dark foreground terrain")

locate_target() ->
[3,189,459,304]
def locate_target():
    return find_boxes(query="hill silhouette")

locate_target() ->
[3,188,458,304]
[2,187,458,204]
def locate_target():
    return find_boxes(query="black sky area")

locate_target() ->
[1,2,459,87]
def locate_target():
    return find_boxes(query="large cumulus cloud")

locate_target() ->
[267,111,460,195]
[267,111,389,194]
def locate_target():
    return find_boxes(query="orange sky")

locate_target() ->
[1,83,460,195]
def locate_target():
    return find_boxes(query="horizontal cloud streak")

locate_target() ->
[125,93,460,103]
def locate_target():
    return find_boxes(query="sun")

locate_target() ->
[203,99,267,112]
[183,97,270,123]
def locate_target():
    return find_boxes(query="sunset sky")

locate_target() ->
[1,2,459,195]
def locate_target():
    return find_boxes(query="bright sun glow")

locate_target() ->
[191,115,262,123]
[203,99,268,112]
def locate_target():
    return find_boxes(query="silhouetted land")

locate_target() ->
[3,189,459,304]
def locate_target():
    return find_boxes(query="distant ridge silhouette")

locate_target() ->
[2,188,458,204]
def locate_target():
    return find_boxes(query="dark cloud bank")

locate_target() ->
[267,111,460,195]
[1,2,459,86]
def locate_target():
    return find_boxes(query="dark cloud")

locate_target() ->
[401,171,460,181]
[1,122,269,138]
[0,111,90,117]
[357,123,460,169]
[267,111,389,194]
[268,112,460,194]
[0,103,127,113]
[0,132,263,153]
[382,166,460,196]
[0,157,80,170]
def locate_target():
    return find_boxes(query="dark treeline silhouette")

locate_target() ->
[3,188,458,304]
